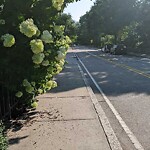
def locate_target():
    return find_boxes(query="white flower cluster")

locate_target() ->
[59,59,65,67]
[31,101,38,108]
[46,80,53,90]
[57,51,65,60]
[0,19,5,25]
[15,91,23,98]
[65,36,72,44]
[32,53,45,64]
[46,80,57,90]
[55,63,63,74]
[19,19,38,37]
[30,39,44,54]
[54,25,65,35]
[56,36,71,48]
[41,30,53,43]
[55,46,67,61]
[1,34,15,47]
[42,60,49,66]
[22,79,34,94]
[52,0,64,11]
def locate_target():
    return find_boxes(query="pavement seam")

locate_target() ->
[76,56,123,150]
[37,96,89,99]
[76,53,145,150]
[31,118,96,122]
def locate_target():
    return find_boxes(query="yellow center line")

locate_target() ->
[87,52,150,79]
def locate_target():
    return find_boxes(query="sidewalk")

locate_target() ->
[7,50,111,150]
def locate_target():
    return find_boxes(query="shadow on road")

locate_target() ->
[50,48,150,97]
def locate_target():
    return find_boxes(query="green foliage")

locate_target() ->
[0,121,8,150]
[100,35,114,47]
[79,0,136,45]
[55,13,79,43]
[78,0,150,51]
[0,0,76,109]
[135,0,150,48]
[119,22,140,48]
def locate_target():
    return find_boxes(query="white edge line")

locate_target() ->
[77,59,123,150]
[75,53,144,150]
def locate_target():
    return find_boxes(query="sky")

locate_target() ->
[64,0,95,22]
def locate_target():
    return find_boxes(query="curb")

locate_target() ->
[76,56,123,150]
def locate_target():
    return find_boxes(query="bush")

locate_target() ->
[0,121,8,150]
[0,0,74,109]
[100,35,115,47]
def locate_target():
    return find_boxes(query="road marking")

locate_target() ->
[87,51,150,79]
[76,53,145,150]
[77,63,123,150]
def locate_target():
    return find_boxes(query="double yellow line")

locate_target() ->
[87,52,150,79]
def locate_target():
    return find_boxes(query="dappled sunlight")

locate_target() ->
[40,46,150,110]
[141,58,150,61]
[48,53,88,95]
[99,75,108,79]
[99,80,108,84]
[111,58,119,61]
[74,48,150,98]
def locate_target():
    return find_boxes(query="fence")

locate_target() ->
[0,85,18,119]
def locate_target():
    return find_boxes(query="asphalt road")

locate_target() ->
[73,46,150,150]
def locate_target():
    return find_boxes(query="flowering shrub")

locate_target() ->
[32,53,45,64]
[19,19,39,38]
[52,0,64,11]
[1,34,15,47]
[41,30,53,44]
[0,0,76,109]
[30,39,44,54]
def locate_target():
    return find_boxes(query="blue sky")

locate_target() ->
[64,0,95,22]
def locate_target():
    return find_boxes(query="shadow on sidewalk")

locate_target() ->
[8,136,28,145]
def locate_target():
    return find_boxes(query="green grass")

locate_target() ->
[0,121,8,150]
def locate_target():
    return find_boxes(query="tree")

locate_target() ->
[78,13,91,45]
[136,0,150,48]
[78,0,137,46]
[56,13,79,43]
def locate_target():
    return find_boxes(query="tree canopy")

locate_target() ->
[78,0,150,51]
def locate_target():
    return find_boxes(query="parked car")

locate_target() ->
[102,44,113,53]
[107,44,113,52]
[110,44,127,55]
[101,47,105,52]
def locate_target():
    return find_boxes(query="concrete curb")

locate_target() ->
[76,56,123,150]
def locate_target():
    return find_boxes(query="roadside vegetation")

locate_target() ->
[0,0,79,149]
[77,0,150,54]
[56,13,79,44]
[0,0,79,115]
[0,122,8,150]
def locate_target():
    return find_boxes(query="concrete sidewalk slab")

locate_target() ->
[37,97,97,120]
[8,120,110,150]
